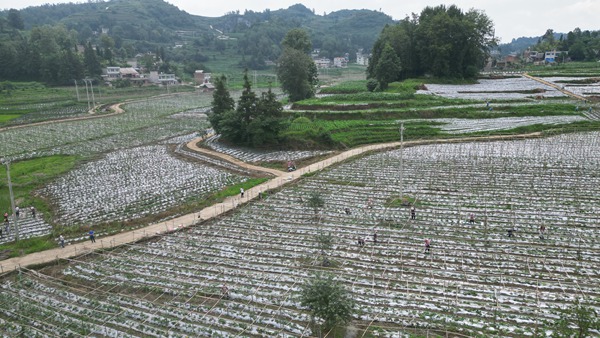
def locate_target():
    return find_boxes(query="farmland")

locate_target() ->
[1,132,600,336]
[1,71,600,337]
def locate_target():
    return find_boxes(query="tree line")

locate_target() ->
[367,5,497,89]
[533,28,600,62]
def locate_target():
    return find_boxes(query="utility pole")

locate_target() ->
[399,122,405,201]
[83,79,96,110]
[83,79,91,110]
[74,80,80,101]
[1,157,19,241]
[89,79,96,108]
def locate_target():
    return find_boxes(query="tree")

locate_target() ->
[369,5,496,80]
[83,41,102,77]
[7,9,25,30]
[209,74,235,134]
[374,43,401,90]
[306,191,325,219]
[552,300,600,338]
[300,273,356,334]
[234,70,259,144]
[281,28,312,53]
[314,231,333,266]
[277,29,318,102]
[212,70,286,147]
[248,85,286,146]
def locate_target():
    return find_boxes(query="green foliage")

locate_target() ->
[281,117,334,148]
[368,5,496,81]
[281,28,312,53]
[306,191,325,216]
[0,155,78,216]
[0,237,56,258]
[300,273,356,331]
[211,71,286,147]
[249,86,287,146]
[374,43,401,90]
[552,300,600,338]
[366,79,378,92]
[277,29,318,102]
[319,81,368,94]
[315,231,334,257]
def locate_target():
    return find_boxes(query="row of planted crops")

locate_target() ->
[1,75,599,336]
[2,131,599,337]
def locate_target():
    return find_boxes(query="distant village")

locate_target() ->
[100,48,371,89]
[488,49,569,70]
[99,45,570,87]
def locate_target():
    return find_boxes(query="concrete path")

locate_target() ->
[523,73,588,101]
[0,132,543,273]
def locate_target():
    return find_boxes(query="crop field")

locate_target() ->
[416,77,566,100]
[0,93,214,161]
[1,131,599,337]
[203,135,334,163]
[40,145,247,226]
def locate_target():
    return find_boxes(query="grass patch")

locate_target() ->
[0,236,56,258]
[385,196,420,208]
[0,155,79,215]
[0,114,20,123]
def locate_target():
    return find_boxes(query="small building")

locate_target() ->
[194,70,212,85]
[104,67,121,80]
[119,67,140,79]
[102,67,140,82]
[545,50,567,64]
[149,71,178,85]
[314,58,331,69]
[356,49,370,66]
[333,57,348,68]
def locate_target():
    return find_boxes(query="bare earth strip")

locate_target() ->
[0,132,543,273]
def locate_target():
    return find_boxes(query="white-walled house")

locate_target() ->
[356,49,370,66]
[149,71,178,85]
[334,57,348,68]
[314,58,331,68]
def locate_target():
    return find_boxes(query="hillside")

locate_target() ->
[4,0,392,53]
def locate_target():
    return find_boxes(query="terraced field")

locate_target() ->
[2,132,599,337]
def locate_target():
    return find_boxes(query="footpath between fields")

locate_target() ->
[0,132,543,273]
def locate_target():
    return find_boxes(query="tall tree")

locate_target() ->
[7,9,24,30]
[235,70,259,144]
[300,273,356,334]
[83,41,102,77]
[369,5,495,80]
[277,29,318,102]
[374,43,401,90]
[248,85,286,146]
[281,28,312,53]
[209,74,235,134]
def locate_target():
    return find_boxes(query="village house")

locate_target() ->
[102,67,140,82]
[334,57,348,68]
[314,58,332,69]
[194,70,212,85]
[356,49,370,66]
[149,71,178,85]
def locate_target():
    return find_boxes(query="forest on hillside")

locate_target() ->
[0,0,392,84]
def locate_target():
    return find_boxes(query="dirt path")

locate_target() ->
[185,138,285,176]
[0,132,544,273]
[0,103,125,133]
